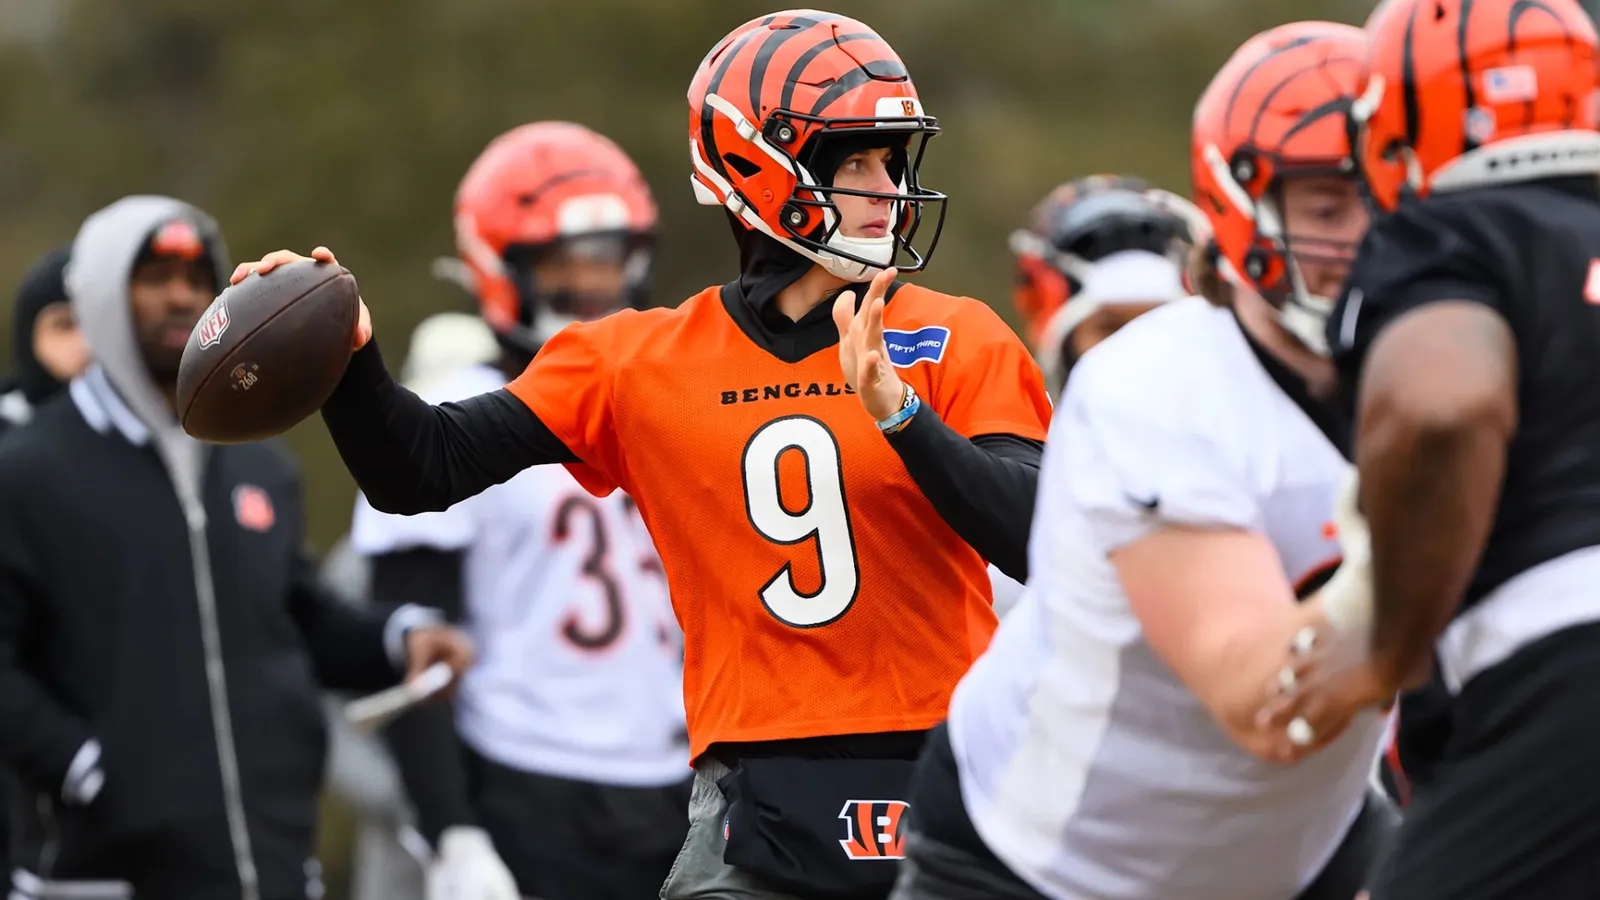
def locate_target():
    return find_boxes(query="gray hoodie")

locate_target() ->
[64,195,230,516]
[59,196,265,899]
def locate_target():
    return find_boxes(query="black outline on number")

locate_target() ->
[552,495,628,651]
[740,414,862,629]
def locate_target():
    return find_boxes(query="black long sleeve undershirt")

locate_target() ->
[321,339,575,515]
[322,338,1041,580]
[883,405,1041,583]
[372,547,476,848]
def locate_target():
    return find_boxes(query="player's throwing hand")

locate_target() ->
[832,266,905,421]
[231,246,372,350]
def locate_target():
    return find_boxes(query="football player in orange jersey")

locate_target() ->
[230,9,1051,900]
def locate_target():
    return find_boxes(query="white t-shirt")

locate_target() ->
[351,364,688,787]
[947,299,1386,900]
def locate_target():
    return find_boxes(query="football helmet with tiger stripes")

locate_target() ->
[688,10,947,282]
[1352,0,1600,212]
[1191,22,1367,355]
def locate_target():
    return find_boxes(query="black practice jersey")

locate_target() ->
[1329,177,1600,614]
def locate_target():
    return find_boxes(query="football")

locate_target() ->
[176,259,361,444]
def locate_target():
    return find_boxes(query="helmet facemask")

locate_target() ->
[692,91,948,283]
[776,121,945,279]
[1206,142,1361,357]
[498,231,654,356]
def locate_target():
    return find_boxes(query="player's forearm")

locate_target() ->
[1357,303,1517,689]
[383,703,477,847]
[321,340,576,514]
[1206,605,1326,757]
[372,549,477,846]
[884,406,1040,582]
[291,588,398,693]
[1360,412,1504,688]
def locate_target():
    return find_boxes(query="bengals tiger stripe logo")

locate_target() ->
[838,800,909,860]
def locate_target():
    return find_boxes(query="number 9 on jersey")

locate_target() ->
[742,416,862,628]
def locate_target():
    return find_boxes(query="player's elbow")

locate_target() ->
[1189,644,1302,765]
[362,487,449,517]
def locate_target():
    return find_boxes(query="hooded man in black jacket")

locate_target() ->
[0,195,474,900]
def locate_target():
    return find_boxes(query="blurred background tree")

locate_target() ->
[0,0,1397,892]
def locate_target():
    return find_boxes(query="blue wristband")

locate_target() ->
[877,385,921,434]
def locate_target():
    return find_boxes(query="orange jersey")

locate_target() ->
[507,283,1052,760]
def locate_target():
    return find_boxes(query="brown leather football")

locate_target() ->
[176,259,360,444]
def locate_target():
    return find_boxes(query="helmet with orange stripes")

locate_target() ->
[453,121,657,356]
[1351,0,1600,213]
[688,10,947,281]
[1191,21,1367,355]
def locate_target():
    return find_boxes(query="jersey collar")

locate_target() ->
[720,278,907,365]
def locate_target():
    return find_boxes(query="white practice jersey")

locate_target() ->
[988,565,1027,619]
[947,299,1386,900]
[351,364,688,787]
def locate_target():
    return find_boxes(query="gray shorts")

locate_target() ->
[660,759,807,900]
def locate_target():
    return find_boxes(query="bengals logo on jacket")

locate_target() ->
[838,800,909,860]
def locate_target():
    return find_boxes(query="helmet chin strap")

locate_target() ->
[820,234,894,280]
[1276,255,1334,357]
[815,186,903,281]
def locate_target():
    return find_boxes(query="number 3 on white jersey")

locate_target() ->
[742,416,862,628]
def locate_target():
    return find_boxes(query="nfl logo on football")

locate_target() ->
[197,300,230,349]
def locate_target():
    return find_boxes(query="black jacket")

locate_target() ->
[0,376,409,900]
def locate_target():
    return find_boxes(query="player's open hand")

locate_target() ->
[229,246,373,350]
[832,267,905,421]
[1255,623,1393,764]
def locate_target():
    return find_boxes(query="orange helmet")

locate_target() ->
[1191,22,1366,355]
[688,10,946,281]
[1351,0,1600,213]
[1010,174,1207,350]
[453,121,657,355]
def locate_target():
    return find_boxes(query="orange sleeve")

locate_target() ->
[504,319,626,497]
[935,303,1053,442]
